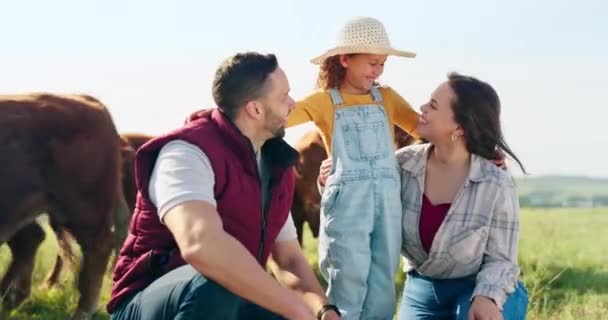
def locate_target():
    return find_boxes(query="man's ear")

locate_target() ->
[243,100,263,120]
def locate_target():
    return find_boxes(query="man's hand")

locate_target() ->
[288,306,316,320]
[321,310,340,320]
[468,296,502,320]
[317,158,332,187]
[270,239,338,319]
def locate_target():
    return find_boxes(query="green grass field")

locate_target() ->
[1,208,606,319]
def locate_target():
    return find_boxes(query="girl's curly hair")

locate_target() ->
[316,55,354,90]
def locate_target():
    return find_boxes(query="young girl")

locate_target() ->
[287,16,419,319]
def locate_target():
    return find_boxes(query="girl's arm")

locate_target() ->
[388,87,421,139]
[287,100,314,128]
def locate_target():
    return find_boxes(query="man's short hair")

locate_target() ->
[212,52,279,120]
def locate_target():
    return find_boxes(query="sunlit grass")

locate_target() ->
[1,208,606,319]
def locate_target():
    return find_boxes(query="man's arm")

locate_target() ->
[164,201,314,319]
[269,239,340,320]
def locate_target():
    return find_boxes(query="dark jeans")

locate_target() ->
[110,265,284,320]
[398,270,528,320]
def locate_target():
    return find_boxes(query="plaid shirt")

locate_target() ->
[397,144,521,308]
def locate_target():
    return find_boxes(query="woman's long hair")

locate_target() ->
[448,72,526,173]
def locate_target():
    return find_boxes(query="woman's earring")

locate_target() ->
[451,133,457,142]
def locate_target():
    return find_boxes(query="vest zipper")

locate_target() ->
[257,181,273,262]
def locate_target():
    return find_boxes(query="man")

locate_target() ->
[107,52,340,320]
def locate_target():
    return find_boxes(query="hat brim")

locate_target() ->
[310,45,416,65]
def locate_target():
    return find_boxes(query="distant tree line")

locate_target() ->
[519,193,608,208]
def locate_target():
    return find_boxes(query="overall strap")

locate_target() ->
[329,88,344,106]
[370,86,383,102]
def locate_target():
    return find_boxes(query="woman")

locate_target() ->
[320,73,528,319]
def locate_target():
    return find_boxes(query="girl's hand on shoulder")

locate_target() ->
[492,149,508,171]
[318,158,332,187]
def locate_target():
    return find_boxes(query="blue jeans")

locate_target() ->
[398,270,528,320]
[110,265,284,320]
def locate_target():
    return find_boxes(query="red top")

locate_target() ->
[419,194,451,253]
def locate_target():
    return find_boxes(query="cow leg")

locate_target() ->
[42,254,64,289]
[296,217,304,246]
[0,222,45,314]
[292,201,305,245]
[70,223,113,320]
[43,219,64,288]
[306,205,321,239]
[110,195,131,268]
[291,207,304,247]
[43,226,77,289]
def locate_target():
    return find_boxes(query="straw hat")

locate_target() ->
[311,16,416,65]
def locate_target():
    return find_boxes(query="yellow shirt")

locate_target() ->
[287,86,420,154]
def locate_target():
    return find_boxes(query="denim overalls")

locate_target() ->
[318,86,402,320]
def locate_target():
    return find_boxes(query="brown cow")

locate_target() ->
[43,133,154,289]
[0,94,130,320]
[120,132,153,152]
[291,126,417,244]
[117,133,154,212]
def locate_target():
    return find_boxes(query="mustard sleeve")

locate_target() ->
[389,88,421,139]
[287,99,314,127]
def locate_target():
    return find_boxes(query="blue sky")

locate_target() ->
[2,0,607,177]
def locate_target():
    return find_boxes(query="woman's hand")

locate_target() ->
[492,149,507,170]
[468,296,502,320]
[317,158,332,187]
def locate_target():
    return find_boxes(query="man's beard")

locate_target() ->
[273,126,285,138]
[263,108,286,139]
[268,126,285,138]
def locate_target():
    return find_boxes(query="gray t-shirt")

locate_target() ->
[148,140,297,243]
